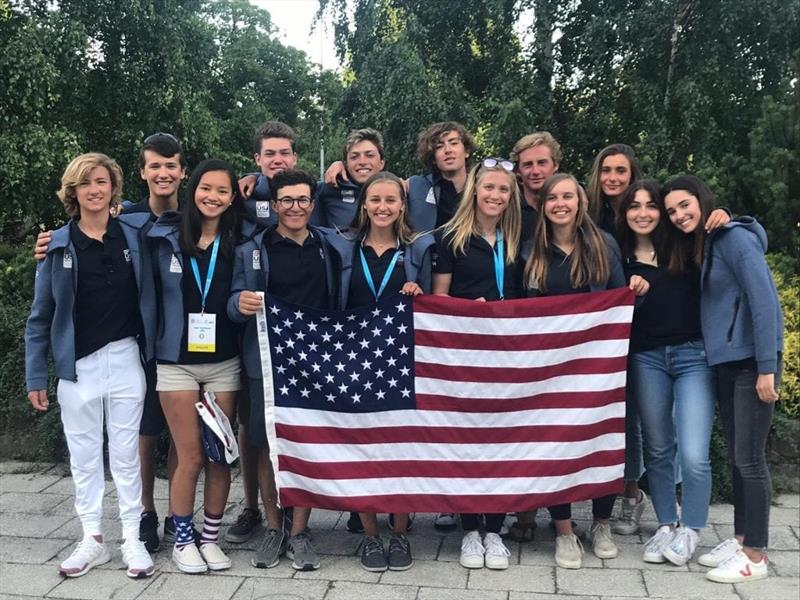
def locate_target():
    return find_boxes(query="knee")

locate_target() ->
[177,452,206,479]
[733,455,768,479]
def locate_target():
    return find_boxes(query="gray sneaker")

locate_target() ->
[359,535,388,572]
[387,533,413,571]
[612,490,648,535]
[251,528,285,569]
[286,532,320,571]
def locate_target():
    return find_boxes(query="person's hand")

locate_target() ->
[705,208,731,232]
[756,373,779,403]
[28,390,49,411]
[34,231,52,261]
[238,175,258,198]
[400,282,423,296]
[628,275,650,296]
[324,161,348,186]
[238,290,263,316]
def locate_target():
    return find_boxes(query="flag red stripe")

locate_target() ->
[276,418,625,445]
[416,388,626,412]
[414,323,631,351]
[278,449,625,480]
[414,356,627,383]
[279,479,625,513]
[413,287,634,319]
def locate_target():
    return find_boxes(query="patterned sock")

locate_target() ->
[200,511,223,545]
[173,514,194,548]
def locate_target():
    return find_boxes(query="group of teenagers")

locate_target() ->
[24,120,784,586]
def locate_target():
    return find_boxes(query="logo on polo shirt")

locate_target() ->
[63,251,73,269]
[169,254,182,273]
[342,189,355,203]
[123,249,131,263]
[252,249,261,270]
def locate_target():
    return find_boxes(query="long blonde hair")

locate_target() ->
[525,173,610,292]
[440,163,521,263]
[349,171,416,245]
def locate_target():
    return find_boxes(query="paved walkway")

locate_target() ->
[0,461,798,600]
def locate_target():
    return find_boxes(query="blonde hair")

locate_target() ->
[511,131,562,165]
[524,173,609,292]
[350,171,416,245]
[57,153,124,218]
[440,163,521,264]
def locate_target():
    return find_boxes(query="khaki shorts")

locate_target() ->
[156,357,241,393]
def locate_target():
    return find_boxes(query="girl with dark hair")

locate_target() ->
[616,179,719,567]
[660,175,784,584]
[586,144,643,235]
[148,158,242,574]
[339,171,435,573]
[520,173,649,569]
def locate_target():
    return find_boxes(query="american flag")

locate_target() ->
[258,288,635,513]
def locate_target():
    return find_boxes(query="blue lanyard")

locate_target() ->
[189,235,219,312]
[486,228,505,300]
[359,246,401,300]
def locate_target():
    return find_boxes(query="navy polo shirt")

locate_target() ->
[266,229,329,309]
[347,244,406,309]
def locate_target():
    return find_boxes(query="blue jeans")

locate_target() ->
[629,340,715,529]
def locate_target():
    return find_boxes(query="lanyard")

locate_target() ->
[359,246,401,300]
[189,235,220,312]
[485,228,505,300]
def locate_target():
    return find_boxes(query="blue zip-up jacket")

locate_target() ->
[243,173,277,228]
[407,173,441,233]
[700,217,784,373]
[337,233,436,307]
[25,212,155,391]
[226,225,350,379]
[314,176,362,229]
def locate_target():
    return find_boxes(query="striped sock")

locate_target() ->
[173,514,194,547]
[201,511,223,545]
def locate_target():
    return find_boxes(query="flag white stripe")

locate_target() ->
[279,433,625,462]
[413,305,633,335]
[414,339,629,367]
[278,464,624,496]
[276,404,625,429]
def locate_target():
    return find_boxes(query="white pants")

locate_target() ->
[57,337,145,541]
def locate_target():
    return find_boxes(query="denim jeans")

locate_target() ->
[624,381,644,482]
[717,357,781,549]
[629,340,715,529]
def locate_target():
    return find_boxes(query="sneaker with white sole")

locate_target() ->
[120,538,155,578]
[483,532,510,570]
[555,533,583,569]
[251,528,285,569]
[612,490,648,535]
[705,549,768,583]
[698,537,742,568]
[662,526,699,566]
[59,536,111,577]
[287,532,320,571]
[589,521,618,559]
[172,543,207,574]
[199,542,232,570]
[643,525,675,563]
[459,530,485,569]
[435,512,458,531]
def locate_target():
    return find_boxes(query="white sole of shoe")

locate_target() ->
[459,558,484,569]
[643,553,667,563]
[555,558,581,569]
[60,551,111,578]
[706,570,768,584]
[485,561,509,570]
[172,550,208,574]
[662,547,689,566]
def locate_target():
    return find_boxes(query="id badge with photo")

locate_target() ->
[188,312,216,352]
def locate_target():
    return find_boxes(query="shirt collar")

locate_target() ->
[70,218,120,249]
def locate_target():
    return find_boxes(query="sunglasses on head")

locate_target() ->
[144,132,180,145]
[481,157,515,172]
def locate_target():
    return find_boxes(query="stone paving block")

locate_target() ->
[0,463,55,475]
[467,565,554,594]
[735,576,800,600]
[137,572,244,600]
[46,567,156,599]
[602,544,689,572]
[311,529,360,557]
[0,536,71,564]
[0,493,68,515]
[714,524,799,550]
[512,594,599,600]
[323,580,418,600]
[770,507,800,527]
[775,495,800,509]
[396,533,440,562]
[706,504,736,525]
[0,514,72,538]
[642,570,739,599]
[556,567,646,597]
[0,562,64,597]
[207,549,296,579]
[0,473,63,494]
[418,586,507,600]
[49,518,122,543]
[381,557,468,588]
[307,509,342,531]
[769,550,800,578]
[293,554,379,583]
[519,541,602,569]
[231,577,330,600]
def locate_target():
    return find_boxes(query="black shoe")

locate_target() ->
[359,535,387,572]
[139,511,159,553]
[224,508,263,543]
[347,512,364,534]
[388,533,413,571]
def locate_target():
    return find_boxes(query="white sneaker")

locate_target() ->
[643,525,675,563]
[459,531,485,569]
[172,543,208,574]
[612,490,648,535]
[120,538,155,578]
[698,537,742,568]
[662,526,699,566]
[555,534,583,569]
[589,521,618,559]
[706,549,768,583]
[483,533,510,570]
[59,536,111,577]
[499,513,517,536]
[434,513,458,531]
[199,542,232,570]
